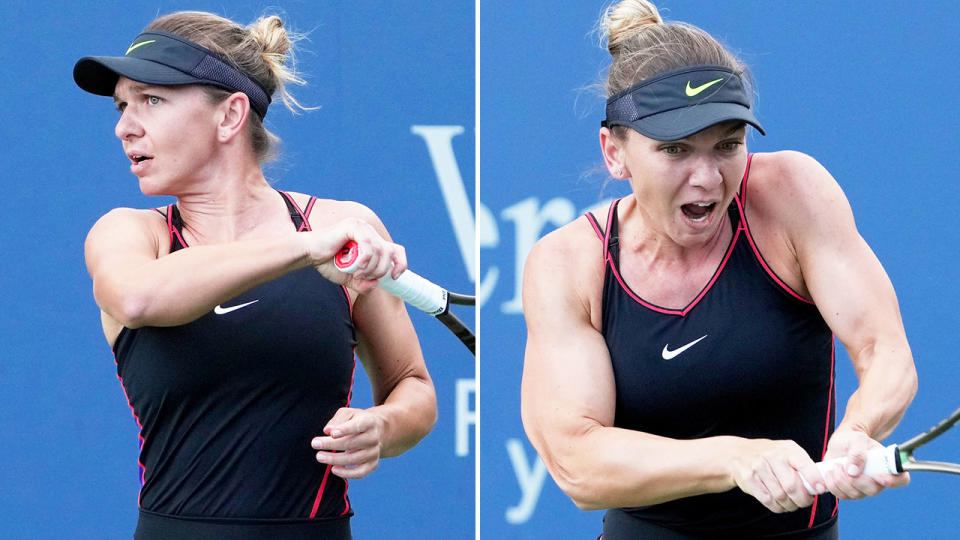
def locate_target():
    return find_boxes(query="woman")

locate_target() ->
[520,1,917,538]
[75,11,436,539]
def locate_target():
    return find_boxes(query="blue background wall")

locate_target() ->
[0,1,474,538]
[479,1,959,538]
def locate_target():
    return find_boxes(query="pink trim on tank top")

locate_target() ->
[165,204,188,248]
[807,336,836,528]
[308,351,357,519]
[734,156,814,305]
[606,226,741,316]
[113,365,147,507]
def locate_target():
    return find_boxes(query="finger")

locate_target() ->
[823,464,863,500]
[752,462,794,513]
[761,475,798,513]
[312,435,352,452]
[779,452,817,507]
[369,246,394,281]
[315,446,378,467]
[848,468,885,497]
[777,468,814,509]
[843,450,867,478]
[322,408,358,435]
[325,414,373,438]
[390,245,407,280]
[891,471,911,488]
[331,458,379,479]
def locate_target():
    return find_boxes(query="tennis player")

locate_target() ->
[520,2,917,538]
[76,11,436,539]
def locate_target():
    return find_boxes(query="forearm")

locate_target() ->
[368,374,437,458]
[540,425,741,510]
[839,340,917,440]
[95,234,310,327]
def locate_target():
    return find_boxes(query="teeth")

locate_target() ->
[693,202,713,207]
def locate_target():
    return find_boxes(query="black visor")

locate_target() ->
[602,65,764,140]
[74,31,272,118]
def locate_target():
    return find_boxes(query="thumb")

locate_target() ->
[797,463,827,495]
[323,408,357,437]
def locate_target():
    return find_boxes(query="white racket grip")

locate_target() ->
[800,444,900,495]
[333,241,447,316]
[377,269,448,316]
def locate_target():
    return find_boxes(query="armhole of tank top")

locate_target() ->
[735,154,815,305]
[585,198,619,263]
[278,190,312,232]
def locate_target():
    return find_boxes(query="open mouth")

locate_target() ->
[131,155,152,164]
[681,202,716,222]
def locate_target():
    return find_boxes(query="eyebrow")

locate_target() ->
[112,83,153,104]
[724,122,747,136]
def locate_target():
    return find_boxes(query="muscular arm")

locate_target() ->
[310,208,436,478]
[85,208,312,329]
[521,223,796,510]
[750,152,917,497]
[764,152,917,441]
[85,204,395,334]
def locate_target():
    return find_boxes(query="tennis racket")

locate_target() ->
[334,240,475,355]
[802,406,960,495]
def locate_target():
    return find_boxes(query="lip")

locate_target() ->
[679,200,719,230]
[126,151,153,175]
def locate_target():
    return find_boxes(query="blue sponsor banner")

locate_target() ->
[0,2,473,538]
[480,2,959,539]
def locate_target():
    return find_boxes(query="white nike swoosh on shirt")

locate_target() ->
[213,300,259,315]
[661,335,708,360]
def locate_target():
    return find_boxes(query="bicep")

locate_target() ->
[353,286,430,404]
[84,209,162,314]
[520,241,615,468]
[786,156,907,369]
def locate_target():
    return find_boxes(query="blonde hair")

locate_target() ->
[600,0,749,98]
[145,11,309,162]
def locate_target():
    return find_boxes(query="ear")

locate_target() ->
[599,127,629,179]
[215,92,251,143]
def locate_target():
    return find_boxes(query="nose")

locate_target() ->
[687,155,723,190]
[115,108,144,141]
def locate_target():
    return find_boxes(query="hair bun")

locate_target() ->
[603,0,663,58]
[249,15,290,60]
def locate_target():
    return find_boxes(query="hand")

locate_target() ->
[729,439,822,513]
[819,428,909,499]
[305,218,407,290]
[311,407,385,479]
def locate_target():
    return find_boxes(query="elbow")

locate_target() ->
[110,291,152,329]
[902,362,919,407]
[557,469,608,511]
[544,454,610,511]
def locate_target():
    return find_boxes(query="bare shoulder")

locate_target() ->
[746,151,848,220]
[85,207,170,258]
[524,215,606,329]
[289,193,388,236]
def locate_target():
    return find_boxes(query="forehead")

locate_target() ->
[630,120,746,144]
[112,77,196,101]
[684,121,746,141]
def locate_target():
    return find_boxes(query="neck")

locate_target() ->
[620,195,732,269]
[173,150,287,243]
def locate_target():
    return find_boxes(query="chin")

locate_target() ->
[137,178,170,197]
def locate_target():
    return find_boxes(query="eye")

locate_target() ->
[718,140,743,152]
[660,144,683,156]
[115,102,127,113]
[147,95,162,106]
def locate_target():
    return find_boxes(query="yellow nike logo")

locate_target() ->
[126,40,155,55]
[685,77,724,97]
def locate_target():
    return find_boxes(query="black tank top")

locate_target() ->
[113,191,357,530]
[585,157,838,538]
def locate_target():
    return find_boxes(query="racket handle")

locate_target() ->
[334,241,448,316]
[800,444,901,495]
